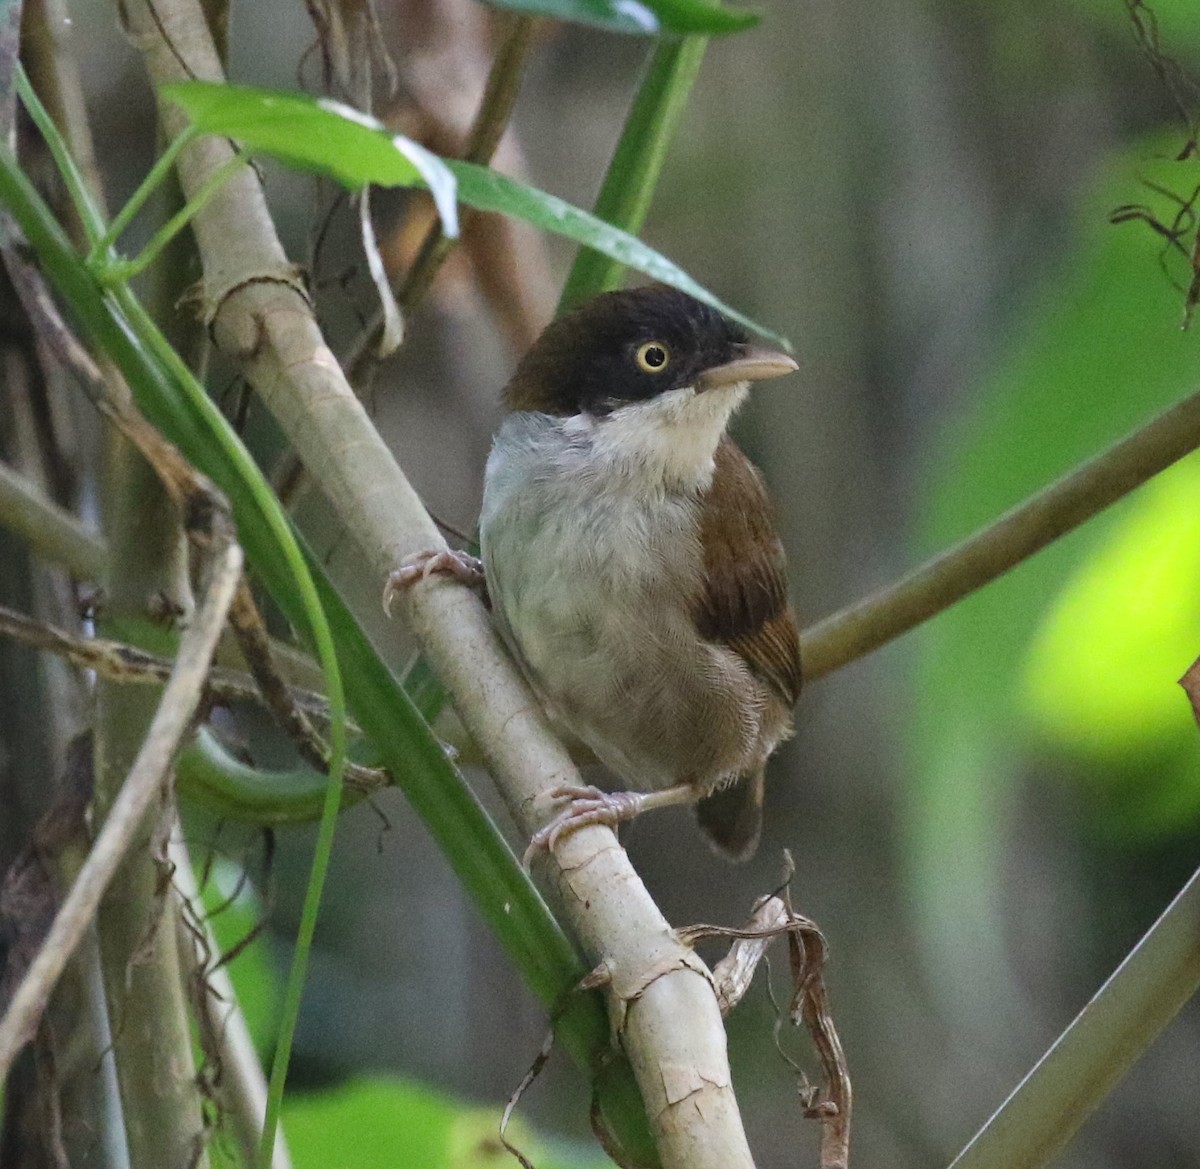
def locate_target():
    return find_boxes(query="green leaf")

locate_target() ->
[481,0,758,36]
[155,84,460,236]
[161,81,790,350]
[281,1077,611,1169]
[445,159,787,346]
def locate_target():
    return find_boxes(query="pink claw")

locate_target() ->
[522,784,646,868]
[383,549,486,616]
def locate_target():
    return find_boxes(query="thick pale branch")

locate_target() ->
[800,385,1200,679]
[121,0,754,1163]
[0,540,243,1080]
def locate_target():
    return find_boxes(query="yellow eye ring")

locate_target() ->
[635,341,671,373]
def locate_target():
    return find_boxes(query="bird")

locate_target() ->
[391,284,801,862]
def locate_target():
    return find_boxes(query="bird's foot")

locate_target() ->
[383,549,486,616]
[523,784,657,868]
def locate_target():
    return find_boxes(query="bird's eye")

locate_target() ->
[635,341,670,373]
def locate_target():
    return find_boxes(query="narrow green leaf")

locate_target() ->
[558,35,708,310]
[446,158,788,347]
[161,81,790,349]
[481,0,758,36]
[154,84,459,237]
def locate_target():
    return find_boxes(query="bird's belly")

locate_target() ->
[483,489,770,793]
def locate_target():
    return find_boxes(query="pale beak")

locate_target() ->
[697,346,799,391]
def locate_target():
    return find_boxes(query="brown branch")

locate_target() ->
[343,12,537,386]
[4,241,230,548]
[0,457,331,697]
[0,603,386,797]
[0,603,328,721]
[225,578,383,784]
[800,384,1200,680]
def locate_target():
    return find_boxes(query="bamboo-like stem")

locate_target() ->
[0,457,106,579]
[121,0,751,1163]
[949,864,1200,1169]
[91,446,212,1169]
[0,540,242,1081]
[14,28,215,1167]
[800,383,1200,679]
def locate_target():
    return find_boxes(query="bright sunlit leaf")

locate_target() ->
[1022,458,1200,761]
[481,0,759,36]
[161,81,790,349]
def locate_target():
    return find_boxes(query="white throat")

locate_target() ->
[565,382,749,493]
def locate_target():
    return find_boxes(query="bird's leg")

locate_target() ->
[523,782,697,867]
[383,549,487,616]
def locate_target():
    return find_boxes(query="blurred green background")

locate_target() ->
[7,0,1200,1166]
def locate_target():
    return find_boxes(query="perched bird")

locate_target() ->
[393,284,800,861]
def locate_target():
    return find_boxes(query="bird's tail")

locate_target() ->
[695,768,764,862]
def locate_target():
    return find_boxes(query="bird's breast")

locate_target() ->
[480,413,768,793]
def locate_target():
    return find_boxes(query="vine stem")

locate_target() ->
[799,382,1200,679]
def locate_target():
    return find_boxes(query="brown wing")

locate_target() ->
[693,438,802,705]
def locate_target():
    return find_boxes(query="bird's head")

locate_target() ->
[503,284,796,418]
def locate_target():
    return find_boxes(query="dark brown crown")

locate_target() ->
[503,284,750,416]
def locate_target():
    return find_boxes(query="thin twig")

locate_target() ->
[169,832,293,1169]
[3,240,227,532]
[681,890,852,1169]
[0,458,330,697]
[785,889,850,1169]
[0,602,359,733]
[800,384,1200,680]
[0,540,243,1079]
[226,580,383,784]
